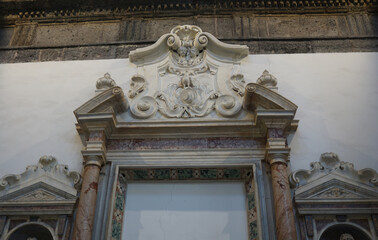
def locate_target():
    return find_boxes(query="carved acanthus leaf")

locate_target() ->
[289,152,378,188]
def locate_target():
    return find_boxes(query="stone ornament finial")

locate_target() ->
[0,156,81,198]
[289,152,378,188]
[256,70,278,91]
[96,72,117,91]
[340,233,354,240]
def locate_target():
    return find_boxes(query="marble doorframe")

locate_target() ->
[90,149,274,240]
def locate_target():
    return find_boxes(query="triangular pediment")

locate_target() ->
[0,182,76,202]
[290,153,378,202]
[74,86,128,117]
[0,156,80,203]
[296,176,378,200]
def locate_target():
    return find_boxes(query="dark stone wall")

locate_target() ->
[1,1,377,62]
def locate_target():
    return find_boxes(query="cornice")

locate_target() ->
[1,1,377,25]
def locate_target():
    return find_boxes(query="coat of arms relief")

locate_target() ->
[128,25,249,119]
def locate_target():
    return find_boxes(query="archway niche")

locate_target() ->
[7,223,54,240]
[319,224,371,240]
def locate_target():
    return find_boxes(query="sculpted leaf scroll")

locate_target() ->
[128,74,146,98]
[228,74,246,97]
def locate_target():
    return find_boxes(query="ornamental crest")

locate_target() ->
[128,25,249,119]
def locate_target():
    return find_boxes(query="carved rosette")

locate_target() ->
[130,96,158,119]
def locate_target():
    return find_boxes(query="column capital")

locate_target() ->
[266,148,290,165]
[82,152,105,167]
[81,130,106,167]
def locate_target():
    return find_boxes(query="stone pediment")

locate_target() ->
[74,25,298,139]
[290,152,378,202]
[0,156,81,202]
[295,177,378,201]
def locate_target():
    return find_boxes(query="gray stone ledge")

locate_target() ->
[1,38,377,63]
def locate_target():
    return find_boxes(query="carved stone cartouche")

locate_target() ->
[128,25,249,119]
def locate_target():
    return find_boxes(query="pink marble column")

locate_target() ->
[72,131,105,240]
[72,164,100,240]
[269,155,297,240]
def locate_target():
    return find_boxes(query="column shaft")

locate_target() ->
[270,162,297,240]
[72,164,100,240]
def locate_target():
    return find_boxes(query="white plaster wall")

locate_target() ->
[123,182,247,240]
[0,52,377,176]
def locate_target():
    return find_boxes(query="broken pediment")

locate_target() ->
[0,156,81,202]
[74,25,298,139]
[289,152,378,202]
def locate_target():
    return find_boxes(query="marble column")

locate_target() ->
[72,131,106,240]
[266,129,297,240]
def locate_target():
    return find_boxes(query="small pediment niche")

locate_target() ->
[0,156,81,202]
[111,25,297,121]
[289,152,378,201]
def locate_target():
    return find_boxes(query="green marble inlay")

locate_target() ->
[200,169,217,179]
[133,169,148,180]
[249,221,258,239]
[224,169,241,179]
[111,220,122,239]
[115,194,124,210]
[178,169,193,179]
[247,192,255,210]
[155,169,170,179]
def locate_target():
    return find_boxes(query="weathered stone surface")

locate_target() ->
[0,27,14,47]
[39,48,63,61]
[13,49,40,62]
[1,37,377,63]
[33,22,121,47]
[5,14,377,49]
[81,46,116,60]
[62,47,82,61]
